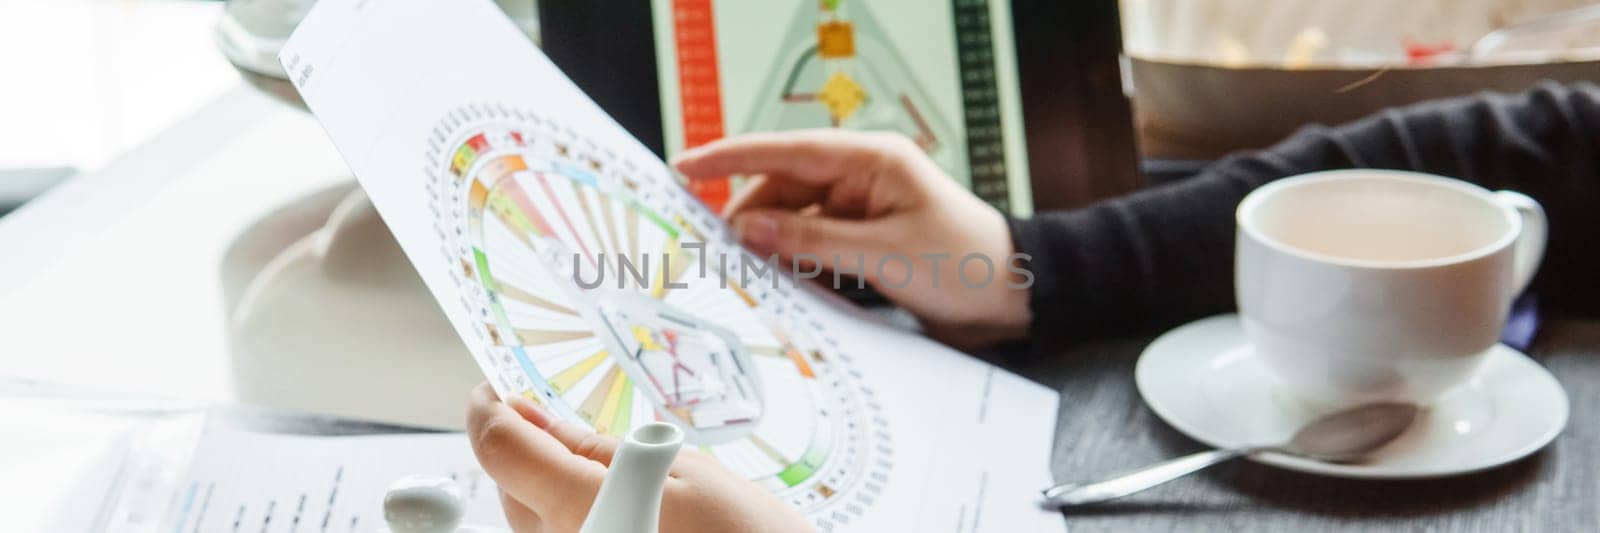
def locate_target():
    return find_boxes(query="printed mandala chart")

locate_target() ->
[428,111,888,517]
[282,0,1062,531]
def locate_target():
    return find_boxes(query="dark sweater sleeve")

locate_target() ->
[1012,81,1600,347]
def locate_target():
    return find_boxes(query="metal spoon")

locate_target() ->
[1041,402,1419,508]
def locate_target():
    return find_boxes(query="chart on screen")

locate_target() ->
[654,0,1027,213]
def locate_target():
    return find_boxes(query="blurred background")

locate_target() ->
[0,0,236,215]
[0,0,1594,429]
[1120,0,1600,159]
[4,0,1597,215]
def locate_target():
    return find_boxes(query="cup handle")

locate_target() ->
[1493,190,1546,296]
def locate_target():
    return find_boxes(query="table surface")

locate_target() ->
[1008,317,1599,532]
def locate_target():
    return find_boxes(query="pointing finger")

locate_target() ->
[720,175,827,219]
[732,208,901,277]
[672,129,911,187]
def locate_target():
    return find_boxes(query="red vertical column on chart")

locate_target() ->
[673,0,729,212]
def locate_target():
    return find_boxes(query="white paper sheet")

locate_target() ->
[280,1,1062,530]
[159,429,506,532]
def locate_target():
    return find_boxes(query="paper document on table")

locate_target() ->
[156,429,506,532]
[280,0,1062,530]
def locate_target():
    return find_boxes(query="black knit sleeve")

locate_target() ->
[1011,81,1600,349]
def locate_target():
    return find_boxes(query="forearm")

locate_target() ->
[1013,81,1600,347]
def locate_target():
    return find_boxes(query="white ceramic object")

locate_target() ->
[579,423,685,533]
[383,476,467,533]
[1236,170,1546,407]
[228,189,483,429]
[1136,314,1568,479]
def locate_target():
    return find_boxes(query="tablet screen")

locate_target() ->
[650,0,1033,214]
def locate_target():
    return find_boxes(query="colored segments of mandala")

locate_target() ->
[426,105,890,523]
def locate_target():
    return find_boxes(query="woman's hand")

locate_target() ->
[673,130,1031,348]
[466,383,813,533]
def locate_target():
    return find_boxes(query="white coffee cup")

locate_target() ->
[1236,169,1546,407]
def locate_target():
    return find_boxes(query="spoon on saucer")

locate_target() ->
[1041,402,1419,508]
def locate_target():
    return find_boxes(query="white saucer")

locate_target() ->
[1135,314,1569,479]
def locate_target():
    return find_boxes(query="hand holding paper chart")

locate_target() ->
[280,1,1063,530]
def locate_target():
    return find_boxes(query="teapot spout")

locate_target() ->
[579,422,684,533]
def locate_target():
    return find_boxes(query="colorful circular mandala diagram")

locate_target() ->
[426,104,890,527]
